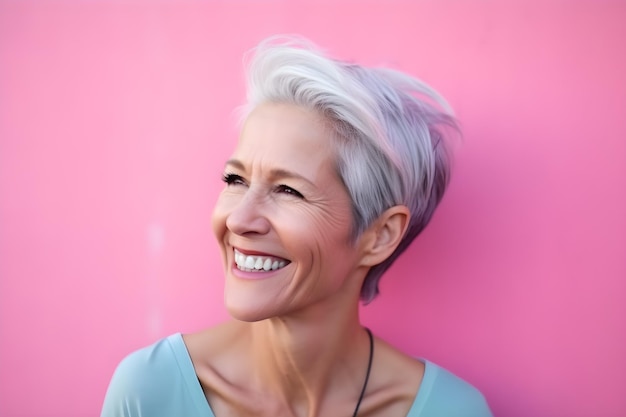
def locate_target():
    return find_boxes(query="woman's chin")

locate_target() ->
[227,309,265,323]
[224,295,277,322]
[223,270,293,321]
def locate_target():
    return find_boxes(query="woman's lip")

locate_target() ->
[233,247,288,259]
[231,264,280,280]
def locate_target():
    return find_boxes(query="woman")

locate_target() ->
[101,36,493,417]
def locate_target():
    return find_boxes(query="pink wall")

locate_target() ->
[1,1,625,416]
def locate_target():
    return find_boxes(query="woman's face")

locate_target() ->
[211,103,365,321]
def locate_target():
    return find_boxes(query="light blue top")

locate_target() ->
[101,333,492,417]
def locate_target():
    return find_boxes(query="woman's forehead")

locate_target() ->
[237,103,332,152]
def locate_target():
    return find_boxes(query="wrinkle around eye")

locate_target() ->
[300,194,353,222]
[275,184,305,199]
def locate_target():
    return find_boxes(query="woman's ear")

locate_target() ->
[359,205,410,268]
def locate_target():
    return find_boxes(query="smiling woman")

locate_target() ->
[213,103,362,323]
[100,36,493,417]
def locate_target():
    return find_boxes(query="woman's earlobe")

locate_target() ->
[360,205,410,267]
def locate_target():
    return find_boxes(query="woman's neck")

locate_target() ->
[242,298,370,414]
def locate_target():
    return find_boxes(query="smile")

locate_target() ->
[234,249,289,272]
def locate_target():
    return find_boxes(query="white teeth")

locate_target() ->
[254,257,263,269]
[234,249,289,272]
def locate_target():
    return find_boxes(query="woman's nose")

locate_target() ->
[225,191,271,236]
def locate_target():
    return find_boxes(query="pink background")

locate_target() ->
[1,1,625,416]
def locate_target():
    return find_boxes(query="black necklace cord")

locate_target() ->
[352,327,374,417]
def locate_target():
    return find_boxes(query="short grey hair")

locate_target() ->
[241,36,458,303]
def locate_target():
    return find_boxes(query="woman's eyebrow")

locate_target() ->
[225,159,317,187]
[224,159,246,171]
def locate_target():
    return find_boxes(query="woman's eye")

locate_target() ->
[276,184,304,199]
[222,173,246,186]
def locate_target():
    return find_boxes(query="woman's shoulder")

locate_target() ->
[363,337,425,415]
[369,337,491,417]
[408,359,492,417]
[101,334,209,417]
[110,334,183,374]
[182,321,250,375]
[109,335,189,386]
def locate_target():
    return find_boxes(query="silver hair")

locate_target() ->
[241,36,458,303]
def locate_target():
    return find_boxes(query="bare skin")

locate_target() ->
[183,319,424,417]
[185,103,424,416]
